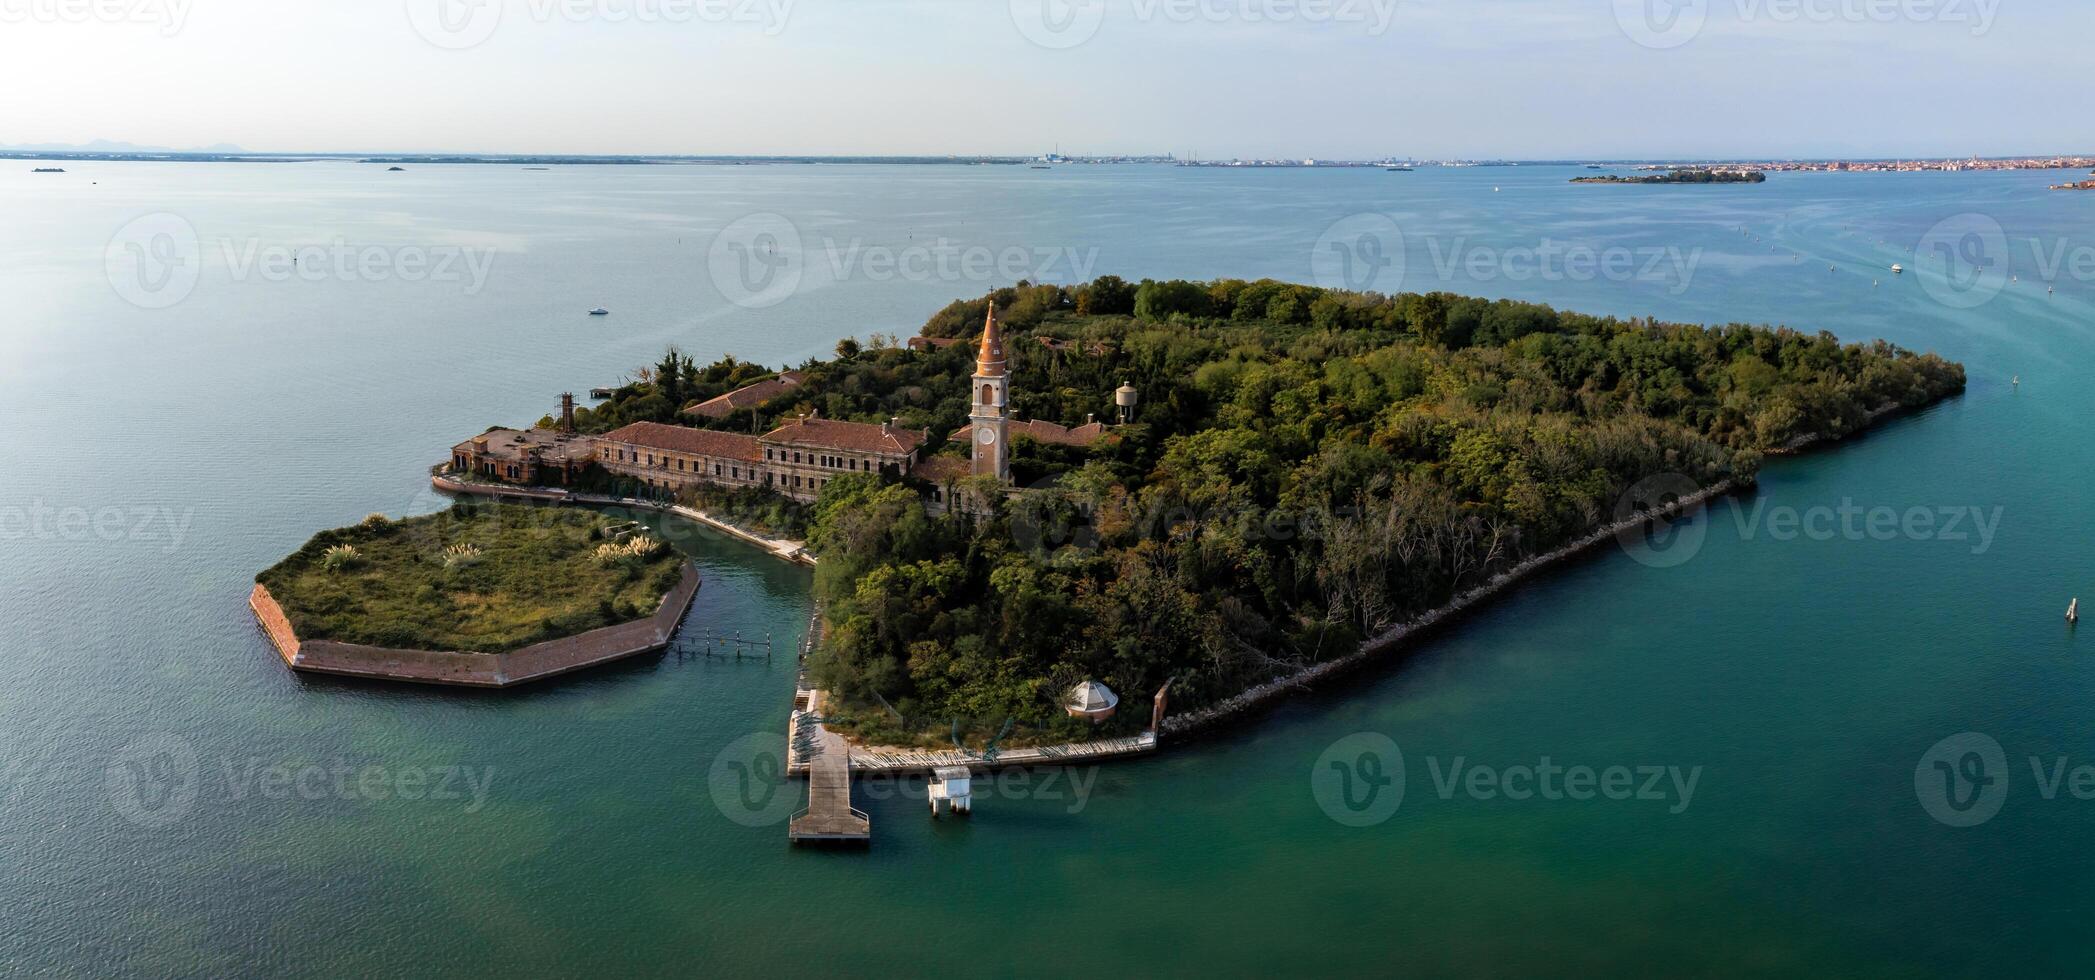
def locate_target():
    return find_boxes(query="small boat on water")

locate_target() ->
[588,308,609,316]
[1890,264,1903,274]
[2069,598,2079,624]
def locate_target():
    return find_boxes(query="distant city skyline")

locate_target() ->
[0,0,2078,159]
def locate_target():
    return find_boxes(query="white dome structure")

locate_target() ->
[1066,681,1119,722]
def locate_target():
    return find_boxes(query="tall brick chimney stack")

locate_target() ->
[559,392,576,432]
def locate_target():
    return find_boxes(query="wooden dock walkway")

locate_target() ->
[787,722,868,845]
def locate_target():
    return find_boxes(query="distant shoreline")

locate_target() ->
[7,150,2095,171]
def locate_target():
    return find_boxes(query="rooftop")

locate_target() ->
[761,415,924,456]
[683,371,806,420]
[600,421,764,461]
[453,428,597,465]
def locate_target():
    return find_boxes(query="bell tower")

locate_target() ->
[970,304,1010,483]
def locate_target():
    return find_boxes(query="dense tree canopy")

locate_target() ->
[566,279,1965,741]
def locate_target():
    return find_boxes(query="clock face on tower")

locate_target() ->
[975,427,997,446]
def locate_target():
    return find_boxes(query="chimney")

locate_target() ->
[1086,413,1096,426]
[560,392,576,432]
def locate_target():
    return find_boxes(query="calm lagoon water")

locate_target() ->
[2,161,2092,976]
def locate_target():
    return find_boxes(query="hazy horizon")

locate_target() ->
[0,0,2080,161]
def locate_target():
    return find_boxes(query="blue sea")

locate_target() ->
[2,160,2090,976]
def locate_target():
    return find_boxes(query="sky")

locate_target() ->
[0,0,2082,159]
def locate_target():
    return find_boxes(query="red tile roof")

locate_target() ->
[683,371,805,420]
[761,416,924,455]
[600,421,764,461]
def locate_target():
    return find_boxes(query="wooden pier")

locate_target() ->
[787,716,868,845]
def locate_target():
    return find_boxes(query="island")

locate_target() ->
[31,167,64,173]
[1573,169,1766,184]
[432,277,1963,746]
[2049,179,2095,190]
[251,504,698,687]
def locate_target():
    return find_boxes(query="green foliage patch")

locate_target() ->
[257,504,684,654]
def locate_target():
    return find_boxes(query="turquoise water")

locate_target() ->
[2,162,2091,976]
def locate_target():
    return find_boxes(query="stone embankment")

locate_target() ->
[251,564,700,688]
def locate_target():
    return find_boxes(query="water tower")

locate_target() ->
[1114,381,1139,424]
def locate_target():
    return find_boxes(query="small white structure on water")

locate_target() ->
[929,766,973,817]
[1066,681,1120,723]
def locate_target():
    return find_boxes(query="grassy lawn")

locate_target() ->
[257,503,685,654]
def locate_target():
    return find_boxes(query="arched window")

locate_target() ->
[980,383,995,406]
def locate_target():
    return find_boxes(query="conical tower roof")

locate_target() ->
[976,304,1007,378]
